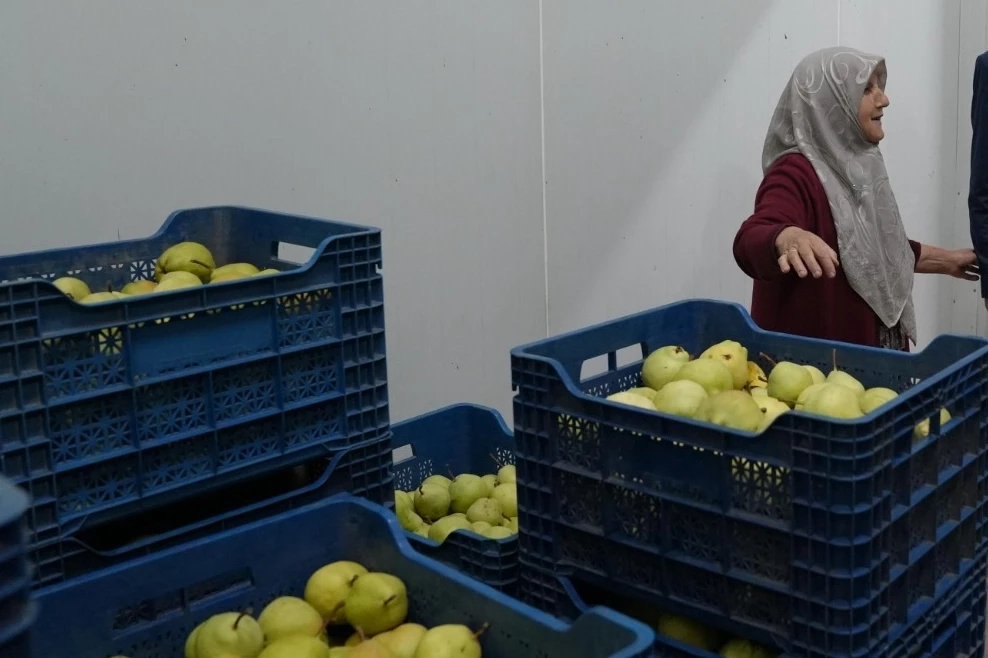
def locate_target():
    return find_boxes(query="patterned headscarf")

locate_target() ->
[762,46,917,344]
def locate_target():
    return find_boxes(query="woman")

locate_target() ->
[733,47,979,350]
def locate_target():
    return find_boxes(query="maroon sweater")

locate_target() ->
[733,153,920,348]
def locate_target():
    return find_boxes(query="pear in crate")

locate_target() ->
[699,340,748,390]
[803,383,862,419]
[466,498,502,525]
[305,561,368,625]
[155,242,216,283]
[121,280,157,295]
[344,572,408,636]
[794,383,827,410]
[422,474,452,489]
[258,596,325,643]
[377,623,427,658]
[860,387,898,413]
[672,359,733,397]
[606,391,656,410]
[766,361,812,406]
[913,408,951,443]
[491,482,517,517]
[195,611,264,658]
[53,276,91,301]
[211,263,260,282]
[652,380,707,419]
[756,397,790,432]
[448,474,490,514]
[803,365,826,385]
[154,270,203,293]
[414,624,485,658]
[496,464,516,484]
[641,345,690,390]
[826,365,865,396]
[695,391,763,432]
[429,515,471,542]
[414,483,450,521]
[258,635,331,658]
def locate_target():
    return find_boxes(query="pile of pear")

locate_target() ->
[656,612,776,658]
[605,340,947,442]
[395,464,518,543]
[51,241,280,304]
[184,559,488,658]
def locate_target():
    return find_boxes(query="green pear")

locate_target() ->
[491,482,517,517]
[377,623,427,658]
[482,525,514,540]
[428,515,471,542]
[606,391,656,410]
[826,369,865,396]
[860,387,898,414]
[470,521,493,535]
[641,345,690,390]
[502,516,518,532]
[394,491,413,517]
[757,396,791,432]
[750,387,769,399]
[121,279,157,295]
[699,340,748,390]
[421,474,452,489]
[156,242,216,282]
[466,497,503,525]
[195,612,264,658]
[344,573,408,636]
[414,624,483,658]
[304,560,368,625]
[672,359,733,396]
[719,637,775,658]
[80,291,125,304]
[259,596,325,643]
[794,383,828,410]
[258,635,330,658]
[345,632,363,647]
[627,386,658,401]
[414,483,450,521]
[913,408,951,443]
[255,268,280,276]
[803,383,863,419]
[398,509,425,532]
[329,649,351,658]
[413,524,430,538]
[448,474,490,514]
[652,380,708,418]
[154,270,204,293]
[803,365,826,385]
[656,613,720,651]
[496,465,515,484]
[185,622,204,658]
[349,638,397,658]
[766,361,813,405]
[53,276,91,301]
[211,263,260,282]
[481,474,498,491]
[695,391,763,432]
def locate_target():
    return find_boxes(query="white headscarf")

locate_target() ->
[762,46,917,343]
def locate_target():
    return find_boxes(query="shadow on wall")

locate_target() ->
[542,0,778,333]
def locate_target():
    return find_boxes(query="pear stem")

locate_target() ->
[233,610,250,630]
[832,348,838,372]
[384,594,396,606]
[357,627,368,642]
[447,465,455,479]
[473,622,491,639]
[490,453,504,469]
[759,352,778,368]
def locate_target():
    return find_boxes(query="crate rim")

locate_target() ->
[37,493,656,657]
[510,298,988,430]
[392,402,512,442]
[0,204,383,303]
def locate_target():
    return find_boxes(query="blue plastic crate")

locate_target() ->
[392,403,517,592]
[29,432,394,589]
[518,549,987,658]
[509,299,988,658]
[27,494,655,658]
[0,476,33,656]
[0,206,390,585]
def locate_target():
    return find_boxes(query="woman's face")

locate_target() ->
[857,69,890,143]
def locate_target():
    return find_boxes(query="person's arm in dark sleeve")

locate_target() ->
[969,52,988,297]
[733,159,814,281]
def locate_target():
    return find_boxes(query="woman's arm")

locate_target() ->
[912,243,980,280]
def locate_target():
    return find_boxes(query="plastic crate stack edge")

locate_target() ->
[510,298,988,658]
[0,206,391,587]
[0,476,33,656]
[392,403,518,592]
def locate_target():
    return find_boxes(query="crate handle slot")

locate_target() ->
[392,443,415,465]
[579,343,645,382]
[274,241,317,265]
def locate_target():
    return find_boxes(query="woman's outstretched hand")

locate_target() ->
[941,248,980,281]
[774,226,840,279]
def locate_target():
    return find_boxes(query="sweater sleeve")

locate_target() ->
[969,52,988,297]
[733,158,815,281]
[908,240,921,265]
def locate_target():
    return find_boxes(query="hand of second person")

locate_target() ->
[774,226,840,279]
[942,248,980,281]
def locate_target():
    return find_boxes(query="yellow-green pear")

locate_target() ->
[470,521,493,535]
[378,623,427,658]
[641,345,690,390]
[414,624,483,658]
[860,387,898,414]
[627,386,658,401]
[345,632,363,647]
[195,612,264,658]
[483,525,514,540]
[155,242,216,282]
[750,387,769,399]
[414,483,450,521]
[428,515,471,542]
[700,340,749,390]
[211,263,260,282]
[652,380,708,418]
[696,391,763,432]
[794,383,828,410]
[766,361,813,405]
[258,596,325,644]
[913,408,951,443]
[255,268,280,276]
[503,516,518,532]
[466,497,503,525]
[80,291,123,304]
[258,635,330,658]
[394,490,413,517]
[349,638,396,658]
[491,482,517,517]
[422,474,452,489]
[718,637,775,658]
[412,524,430,538]
[344,573,408,636]
[481,474,498,491]
[803,365,826,385]
[53,276,91,301]
[606,391,656,410]
[672,359,734,396]
[448,474,490,514]
[304,561,368,625]
[121,280,157,295]
[826,369,865,396]
[757,397,791,432]
[747,361,768,389]
[496,464,516,484]
[185,622,204,658]
[154,270,203,293]
[656,613,721,651]
[803,383,863,419]
[329,648,351,658]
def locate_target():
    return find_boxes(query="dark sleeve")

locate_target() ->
[733,159,814,281]
[908,240,922,266]
[969,52,988,297]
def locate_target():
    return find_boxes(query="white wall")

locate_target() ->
[542,0,988,348]
[2,1,987,423]
[0,1,546,422]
